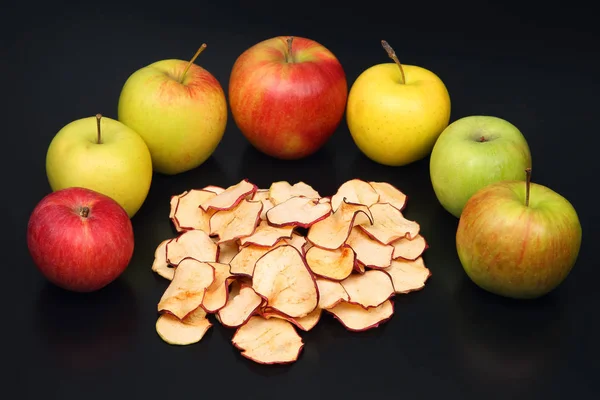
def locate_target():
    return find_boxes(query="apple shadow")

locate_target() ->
[33,279,139,371]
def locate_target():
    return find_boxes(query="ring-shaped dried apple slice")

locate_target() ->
[200,179,257,212]
[330,179,380,212]
[268,181,321,205]
[382,257,431,294]
[306,199,373,250]
[266,196,332,228]
[217,284,264,328]
[166,229,219,265]
[316,278,349,309]
[346,227,394,269]
[327,299,394,332]
[239,220,294,247]
[156,306,212,346]
[305,244,355,281]
[358,203,420,245]
[209,199,263,243]
[173,189,217,233]
[157,258,216,319]
[391,234,428,261]
[369,181,407,211]
[201,262,235,313]
[232,316,304,364]
[252,244,319,318]
[340,269,395,308]
[152,239,175,281]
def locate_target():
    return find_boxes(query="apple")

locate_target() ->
[346,40,451,167]
[46,114,153,218]
[228,36,348,160]
[456,169,582,299]
[27,187,135,293]
[430,115,532,218]
[118,44,228,175]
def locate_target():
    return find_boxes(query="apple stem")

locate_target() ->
[525,168,532,207]
[96,114,102,144]
[180,43,207,83]
[80,206,90,218]
[381,40,406,84]
[285,36,294,63]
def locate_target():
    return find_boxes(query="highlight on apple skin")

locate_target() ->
[228,35,348,160]
[27,187,135,293]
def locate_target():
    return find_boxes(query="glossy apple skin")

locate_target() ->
[456,180,582,299]
[229,36,348,160]
[27,187,135,293]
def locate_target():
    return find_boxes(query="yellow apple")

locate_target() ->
[117,44,228,175]
[46,114,153,218]
[346,40,451,166]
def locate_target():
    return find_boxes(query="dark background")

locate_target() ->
[5,0,598,399]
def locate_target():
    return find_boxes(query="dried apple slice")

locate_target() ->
[306,199,373,250]
[217,285,264,328]
[346,227,394,269]
[316,278,349,309]
[202,185,225,195]
[252,245,319,318]
[200,179,257,211]
[209,199,263,243]
[232,316,304,364]
[169,191,188,232]
[305,244,355,281]
[261,307,322,332]
[239,220,294,247]
[266,196,331,228]
[327,300,394,332]
[156,306,212,345]
[330,179,380,211]
[201,262,234,313]
[369,181,407,211]
[218,240,239,264]
[359,203,420,244]
[152,239,175,280]
[383,257,431,294]
[268,181,321,205]
[251,189,275,220]
[340,270,395,308]
[391,234,428,261]
[173,189,217,233]
[229,241,285,276]
[166,229,218,265]
[157,258,216,319]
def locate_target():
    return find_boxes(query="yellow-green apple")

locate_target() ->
[456,169,582,299]
[118,44,228,174]
[46,114,153,218]
[228,36,347,160]
[346,40,451,167]
[27,187,135,293]
[430,115,532,218]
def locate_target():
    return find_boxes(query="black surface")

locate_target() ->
[6,1,598,399]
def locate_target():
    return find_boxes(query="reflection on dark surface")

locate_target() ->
[34,279,138,370]
[449,276,564,392]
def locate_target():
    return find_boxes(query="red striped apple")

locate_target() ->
[27,187,135,293]
[228,36,348,160]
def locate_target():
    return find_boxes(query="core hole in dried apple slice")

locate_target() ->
[209,199,263,243]
[340,269,395,309]
[157,258,216,319]
[391,234,428,261]
[268,181,321,205]
[217,285,265,328]
[231,316,304,365]
[358,203,420,245]
[305,244,355,281]
[316,278,350,309]
[266,196,332,228]
[369,181,407,211]
[331,179,380,212]
[327,299,394,332]
[239,220,294,247]
[173,189,217,233]
[306,199,373,250]
[252,244,319,318]
[200,179,257,212]
[152,238,175,281]
[166,229,219,265]
[156,306,212,346]
[201,263,235,313]
[383,257,431,294]
[346,227,394,269]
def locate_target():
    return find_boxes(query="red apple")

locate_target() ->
[228,35,348,160]
[27,187,135,293]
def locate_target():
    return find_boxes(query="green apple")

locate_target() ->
[117,44,228,175]
[46,114,153,218]
[430,115,532,218]
[456,170,582,299]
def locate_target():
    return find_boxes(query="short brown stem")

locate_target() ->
[80,206,90,218]
[381,40,406,84]
[96,114,102,144]
[286,36,294,63]
[180,43,207,83]
[525,168,532,207]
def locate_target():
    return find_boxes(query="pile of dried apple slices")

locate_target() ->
[151,179,431,365]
